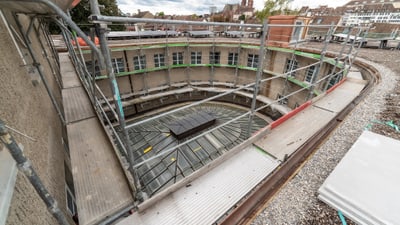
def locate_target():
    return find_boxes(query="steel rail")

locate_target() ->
[92,15,337,29]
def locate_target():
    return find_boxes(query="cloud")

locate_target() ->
[117,0,350,15]
[117,0,229,15]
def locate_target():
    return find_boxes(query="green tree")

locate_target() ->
[70,0,125,32]
[256,0,295,21]
[156,12,165,18]
[238,14,246,21]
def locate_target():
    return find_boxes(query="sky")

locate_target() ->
[117,0,350,16]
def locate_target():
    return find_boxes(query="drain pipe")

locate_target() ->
[0,120,70,225]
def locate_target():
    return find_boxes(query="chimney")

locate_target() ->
[248,0,253,8]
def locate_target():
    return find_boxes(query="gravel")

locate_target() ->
[250,43,400,225]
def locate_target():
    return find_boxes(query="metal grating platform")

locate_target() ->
[118,103,268,197]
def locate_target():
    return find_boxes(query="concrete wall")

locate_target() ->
[0,11,73,225]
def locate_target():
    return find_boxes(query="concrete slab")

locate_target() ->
[347,71,363,80]
[314,80,366,113]
[254,106,335,161]
[318,131,400,225]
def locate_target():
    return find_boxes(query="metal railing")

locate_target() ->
[31,0,362,202]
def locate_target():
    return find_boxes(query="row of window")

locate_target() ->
[90,56,320,85]
[277,69,342,106]
[90,55,328,87]
[284,58,317,84]
[87,52,261,75]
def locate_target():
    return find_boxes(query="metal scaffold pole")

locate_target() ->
[247,19,268,137]
[307,22,335,100]
[0,120,70,225]
[88,0,145,201]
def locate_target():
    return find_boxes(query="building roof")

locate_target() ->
[344,0,400,7]
[310,16,342,25]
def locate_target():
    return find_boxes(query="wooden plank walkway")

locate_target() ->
[60,53,133,225]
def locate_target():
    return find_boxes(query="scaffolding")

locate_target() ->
[0,0,365,224]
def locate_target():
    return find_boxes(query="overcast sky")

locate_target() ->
[117,0,349,15]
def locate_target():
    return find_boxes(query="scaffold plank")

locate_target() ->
[60,53,81,89]
[62,87,95,124]
[67,117,133,225]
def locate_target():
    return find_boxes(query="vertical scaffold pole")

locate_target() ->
[90,28,97,104]
[0,120,70,225]
[307,22,335,100]
[323,26,353,92]
[247,19,268,137]
[88,0,144,201]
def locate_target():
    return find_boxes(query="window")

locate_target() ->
[247,54,258,68]
[209,52,220,64]
[172,52,183,65]
[305,65,316,83]
[191,51,202,64]
[112,58,125,73]
[85,60,101,77]
[327,76,337,89]
[327,71,343,89]
[133,55,146,70]
[292,21,304,41]
[154,53,165,67]
[284,59,298,77]
[228,52,238,65]
[64,163,76,216]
